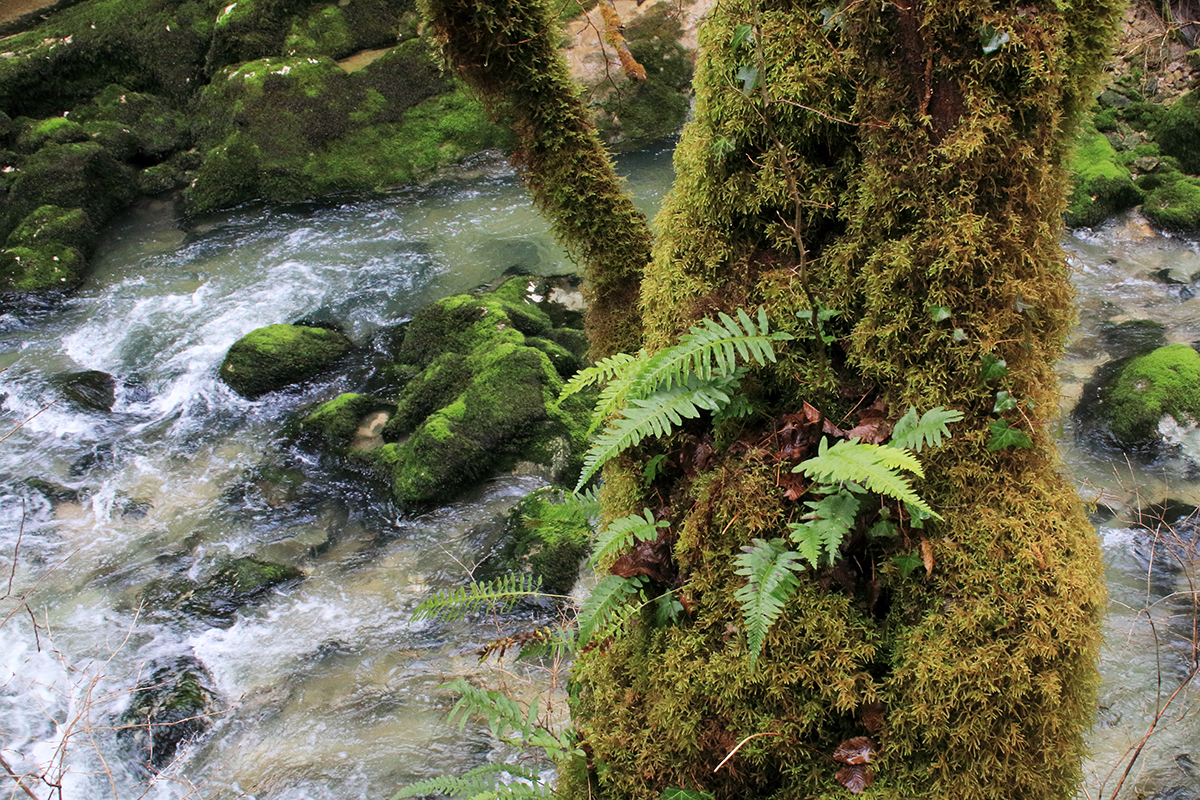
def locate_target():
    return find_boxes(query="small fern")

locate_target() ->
[788,488,861,568]
[890,406,963,452]
[576,574,646,647]
[794,437,938,518]
[734,538,803,667]
[391,762,552,800]
[411,574,561,623]
[589,508,669,567]
[443,677,582,760]
[575,374,741,491]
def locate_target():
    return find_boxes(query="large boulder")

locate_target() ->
[297,277,593,506]
[220,323,352,399]
[1093,344,1200,447]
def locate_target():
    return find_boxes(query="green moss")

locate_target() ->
[5,141,136,236]
[118,656,215,771]
[476,487,592,595]
[1152,90,1200,173]
[1143,177,1200,230]
[0,243,84,292]
[300,392,393,451]
[185,51,500,213]
[1065,123,1143,227]
[284,5,353,58]
[1102,344,1200,445]
[7,204,96,254]
[70,85,190,161]
[13,116,88,153]
[220,323,353,399]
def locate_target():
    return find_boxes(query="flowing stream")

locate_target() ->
[0,142,1196,800]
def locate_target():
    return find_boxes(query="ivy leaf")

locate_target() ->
[979,24,1010,53]
[868,519,898,538]
[737,65,760,95]
[730,24,753,51]
[987,418,1033,451]
[993,390,1018,413]
[980,353,1008,382]
[892,552,923,578]
[928,304,951,323]
[952,328,968,342]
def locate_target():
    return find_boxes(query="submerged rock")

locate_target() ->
[140,556,303,626]
[117,655,216,773]
[54,369,116,411]
[220,323,352,399]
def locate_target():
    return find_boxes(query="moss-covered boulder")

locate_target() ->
[5,142,136,234]
[117,655,216,773]
[0,205,97,292]
[474,487,593,596]
[290,278,592,506]
[1143,177,1200,230]
[220,323,352,399]
[185,46,506,212]
[1153,90,1200,174]
[283,0,414,60]
[1065,123,1143,227]
[1097,344,1200,446]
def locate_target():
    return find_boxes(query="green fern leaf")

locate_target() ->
[391,763,550,799]
[575,374,740,491]
[889,406,963,452]
[411,574,556,623]
[628,307,790,397]
[787,489,859,567]
[795,438,939,518]
[734,538,803,667]
[577,574,645,647]
[590,508,669,567]
[557,351,638,405]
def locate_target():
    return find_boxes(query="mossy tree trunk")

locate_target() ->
[422,0,1120,797]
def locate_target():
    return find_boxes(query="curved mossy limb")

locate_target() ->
[220,323,353,399]
[1099,343,1200,446]
[420,0,654,358]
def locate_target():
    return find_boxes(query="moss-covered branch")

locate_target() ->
[419,0,653,359]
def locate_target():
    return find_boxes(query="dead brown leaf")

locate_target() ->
[921,537,934,575]
[832,736,876,765]
[836,764,875,794]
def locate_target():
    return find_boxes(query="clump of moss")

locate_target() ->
[185,50,501,213]
[284,0,407,60]
[1143,177,1200,230]
[5,142,136,236]
[219,323,353,399]
[13,116,88,153]
[1100,344,1200,446]
[1065,123,1143,227]
[298,392,394,452]
[1152,90,1200,174]
[0,205,96,292]
[70,84,191,163]
[475,487,593,595]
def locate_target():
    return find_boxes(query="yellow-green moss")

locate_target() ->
[1100,343,1200,445]
[219,323,352,399]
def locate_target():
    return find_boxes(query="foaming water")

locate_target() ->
[0,146,672,800]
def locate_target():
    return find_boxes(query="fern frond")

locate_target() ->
[734,538,802,667]
[795,438,938,518]
[557,351,638,405]
[577,574,645,647]
[788,489,860,567]
[391,762,551,799]
[629,307,791,397]
[889,406,963,452]
[590,508,669,567]
[411,574,558,623]
[575,374,740,491]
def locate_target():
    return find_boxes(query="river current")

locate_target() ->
[0,142,1196,799]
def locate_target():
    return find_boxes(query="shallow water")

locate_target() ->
[0,146,1196,799]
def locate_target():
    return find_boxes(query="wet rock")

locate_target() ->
[298,392,395,453]
[54,369,116,411]
[473,487,593,596]
[140,556,303,626]
[1100,319,1168,360]
[220,322,352,399]
[117,655,216,773]
[69,442,115,476]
